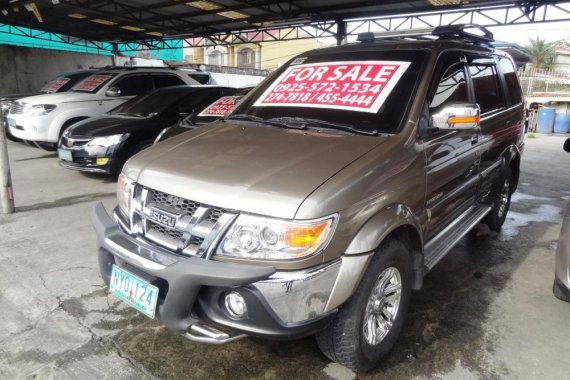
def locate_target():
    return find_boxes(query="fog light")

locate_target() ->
[224,291,247,318]
[96,157,109,166]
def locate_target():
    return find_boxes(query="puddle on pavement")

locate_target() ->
[500,204,562,241]
[510,192,554,203]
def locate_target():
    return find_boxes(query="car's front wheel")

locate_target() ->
[316,239,412,372]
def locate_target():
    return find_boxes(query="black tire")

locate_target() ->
[553,279,570,302]
[316,239,412,372]
[483,168,513,232]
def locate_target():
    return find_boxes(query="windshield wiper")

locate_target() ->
[226,114,305,129]
[266,117,378,136]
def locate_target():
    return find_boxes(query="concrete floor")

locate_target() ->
[1,134,569,380]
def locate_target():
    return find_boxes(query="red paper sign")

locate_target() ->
[198,96,238,117]
[74,74,113,92]
[253,61,410,113]
[41,78,71,93]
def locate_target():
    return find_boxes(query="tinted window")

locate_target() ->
[230,50,427,134]
[72,73,117,93]
[469,65,504,113]
[112,74,154,97]
[109,89,190,117]
[499,58,523,105]
[153,74,185,88]
[58,71,95,91]
[188,73,211,84]
[430,64,468,111]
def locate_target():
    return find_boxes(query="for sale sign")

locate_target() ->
[198,96,238,117]
[41,78,71,93]
[75,74,113,92]
[253,61,410,113]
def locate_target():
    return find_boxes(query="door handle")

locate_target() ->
[471,134,479,145]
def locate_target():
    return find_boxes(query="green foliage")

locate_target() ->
[525,37,557,70]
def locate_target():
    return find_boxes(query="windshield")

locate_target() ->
[109,88,190,117]
[230,50,427,134]
[71,73,117,93]
[40,71,95,94]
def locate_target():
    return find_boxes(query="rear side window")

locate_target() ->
[112,74,154,96]
[188,73,211,84]
[499,58,523,105]
[153,74,185,88]
[430,64,468,111]
[469,65,504,114]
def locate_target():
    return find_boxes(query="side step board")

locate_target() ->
[423,204,492,272]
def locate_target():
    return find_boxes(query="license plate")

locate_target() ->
[109,265,158,319]
[7,117,15,129]
[58,149,72,162]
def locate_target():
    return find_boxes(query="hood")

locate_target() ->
[68,115,162,137]
[125,121,386,219]
[1,92,41,101]
[15,92,98,105]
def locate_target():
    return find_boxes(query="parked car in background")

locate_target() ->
[554,138,570,302]
[154,86,254,143]
[91,25,524,372]
[6,67,201,150]
[58,85,237,175]
[1,69,97,142]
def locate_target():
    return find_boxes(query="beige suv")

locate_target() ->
[91,25,525,371]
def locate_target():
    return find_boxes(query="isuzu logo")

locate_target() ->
[149,208,178,227]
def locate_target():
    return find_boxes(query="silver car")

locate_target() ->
[554,138,570,302]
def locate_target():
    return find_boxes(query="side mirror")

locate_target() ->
[564,138,570,153]
[432,103,481,130]
[105,87,121,97]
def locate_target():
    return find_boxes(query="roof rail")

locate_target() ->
[357,24,494,44]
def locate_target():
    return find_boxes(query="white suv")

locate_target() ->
[7,67,201,150]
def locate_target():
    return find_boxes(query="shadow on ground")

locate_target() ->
[114,203,559,380]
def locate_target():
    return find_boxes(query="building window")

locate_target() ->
[238,48,256,68]
[208,50,223,66]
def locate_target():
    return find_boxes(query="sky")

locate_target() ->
[489,22,570,46]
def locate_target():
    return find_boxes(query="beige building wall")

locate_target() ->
[183,37,327,70]
[259,38,327,70]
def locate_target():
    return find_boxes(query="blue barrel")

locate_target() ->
[537,107,556,134]
[554,113,570,134]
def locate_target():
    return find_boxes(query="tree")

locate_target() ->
[525,37,556,70]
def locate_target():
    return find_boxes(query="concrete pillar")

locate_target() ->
[0,113,15,213]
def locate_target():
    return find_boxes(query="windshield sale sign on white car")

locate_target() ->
[253,61,410,113]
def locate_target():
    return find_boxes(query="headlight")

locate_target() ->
[216,214,336,260]
[117,173,134,217]
[26,104,56,116]
[88,133,130,147]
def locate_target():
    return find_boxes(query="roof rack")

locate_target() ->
[357,24,494,45]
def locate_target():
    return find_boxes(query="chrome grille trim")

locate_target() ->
[9,102,29,114]
[127,185,236,259]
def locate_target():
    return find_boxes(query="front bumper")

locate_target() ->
[92,202,338,340]
[7,113,53,141]
[58,141,126,175]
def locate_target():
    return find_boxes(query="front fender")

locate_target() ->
[48,108,100,141]
[345,203,423,254]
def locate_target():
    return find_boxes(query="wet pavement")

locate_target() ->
[1,134,570,379]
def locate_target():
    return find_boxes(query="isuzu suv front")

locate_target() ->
[92,25,524,371]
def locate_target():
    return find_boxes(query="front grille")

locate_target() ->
[148,220,184,242]
[151,189,225,224]
[9,102,28,114]
[62,135,91,147]
[126,185,236,258]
